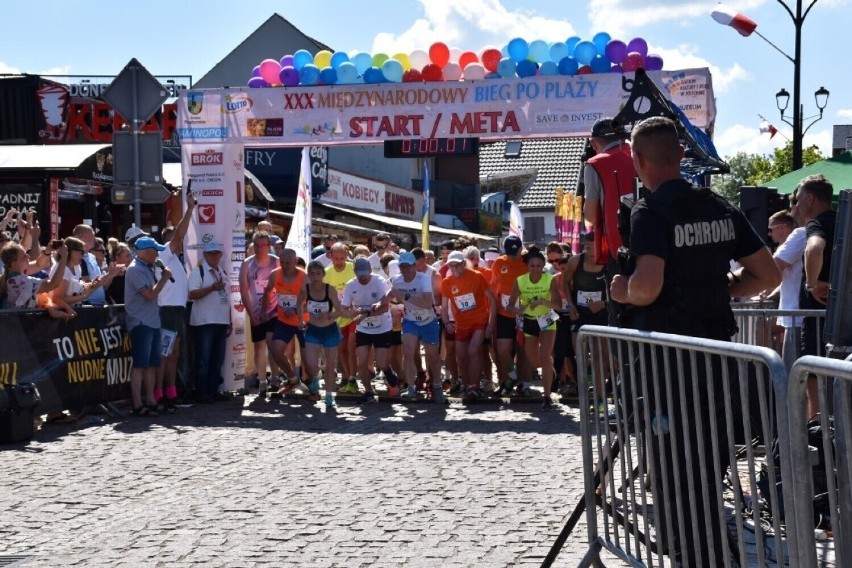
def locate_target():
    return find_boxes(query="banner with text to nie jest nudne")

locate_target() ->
[176,68,715,146]
[182,143,246,390]
[0,307,131,413]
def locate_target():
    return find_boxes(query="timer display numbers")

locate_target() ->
[384,137,479,158]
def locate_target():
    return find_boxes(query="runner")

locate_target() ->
[507,247,562,410]
[297,260,344,408]
[440,251,496,403]
[323,242,358,393]
[262,248,306,395]
[390,252,443,403]
[489,235,530,395]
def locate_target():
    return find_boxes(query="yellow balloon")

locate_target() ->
[314,50,333,69]
[392,52,411,71]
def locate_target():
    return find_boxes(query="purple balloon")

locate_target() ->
[279,54,295,68]
[610,64,625,73]
[251,65,261,78]
[279,66,300,87]
[248,77,268,88]
[605,40,627,64]
[626,38,648,58]
[645,54,664,71]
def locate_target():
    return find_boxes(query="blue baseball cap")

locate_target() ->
[134,236,166,251]
[398,252,416,265]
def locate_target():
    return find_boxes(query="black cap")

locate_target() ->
[591,117,626,140]
[503,235,522,255]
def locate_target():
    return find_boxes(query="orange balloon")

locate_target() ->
[459,51,479,69]
[429,42,450,69]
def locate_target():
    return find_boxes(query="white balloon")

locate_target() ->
[463,63,486,81]
[409,49,429,70]
[449,47,463,63]
[443,62,462,81]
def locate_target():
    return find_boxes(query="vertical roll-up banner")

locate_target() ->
[182,143,246,390]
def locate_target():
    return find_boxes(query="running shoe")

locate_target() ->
[542,397,554,411]
[480,379,496,394]
[521,386,536,398]
[269,374,283,390]
[325,393,336,408]
[432,390,446,404]
[358,391,377,404]
[309,377,321,395]
[258,380,268,398]
[497,377,518,396]
[449,381,464,396]
[401,385,417,400]
[461,387,480,404]
[387,385,399,398]
[560,383,580,399]
[590,400,608,415]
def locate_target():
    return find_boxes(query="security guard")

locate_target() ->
[610,116,779,566]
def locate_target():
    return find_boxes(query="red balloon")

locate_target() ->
[577,65,592,75]
[421,64,444,82]
[429,42,450,68]
[481,48,502,72]
[402,69,423,82]
[459,51,479,69]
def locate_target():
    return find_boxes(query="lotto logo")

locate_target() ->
[198,204,216,224]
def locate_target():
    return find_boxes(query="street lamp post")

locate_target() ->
[772,0,827,170]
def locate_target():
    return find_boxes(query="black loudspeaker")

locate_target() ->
[825,190,852,347]
[0,382,41,444]
[739,186,790,247]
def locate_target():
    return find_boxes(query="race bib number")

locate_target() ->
[362,315,381,328]
[307,300,328,314]
[500,293,512,309]
[277,294,298,309]
[255,278,269,295]
[536,309,559,330]
[577,291,602,307]
[454,292,476,312]
[408,306,434,323]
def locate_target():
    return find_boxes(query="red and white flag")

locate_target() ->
[711,4,758,37]
[759,120,778,139]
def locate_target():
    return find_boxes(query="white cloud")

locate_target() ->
[0,61,71,76]
[588,0,768,38]
[714,123,833,160]
[653,44,748,93]
[371,0,576,54]
[837,109,852,120]
[0,61,22,74]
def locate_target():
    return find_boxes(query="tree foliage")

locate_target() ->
[711,141,824,204]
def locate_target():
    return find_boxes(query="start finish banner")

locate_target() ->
[176,69,715,146]
[182,142,247,390]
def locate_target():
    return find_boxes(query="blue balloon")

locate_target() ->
[330,51,350,71]
[566,36,581,54]
[506,37,529,62]
[381,59,404,82]
[516,59,538,78]
[319,67,338,85]
[557,56,579,76]
[592,32,612,54]
[352,52,372,74]
[539,61,559,76]
[292,49,313,71]
[485,72,501,80]
[363,67,384,84]
[573,41,597,65]
[549,42,570,63]
[299,64,320,86]
[528,40,550,63]
[337,62,358,84]
[589,55,611,74]
[497,57,517,78]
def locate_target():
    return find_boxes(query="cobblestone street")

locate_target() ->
[0,395,620,567]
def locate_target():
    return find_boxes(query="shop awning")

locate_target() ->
[267,208,384,237]
[0,144,110,170]
[162,162,275,201]
[318,202,496,242]
[761,151,852,195]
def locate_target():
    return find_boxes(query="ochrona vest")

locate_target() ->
[587,144,636,264]
[626,182,739,341]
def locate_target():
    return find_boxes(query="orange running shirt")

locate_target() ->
[273,268,305,326]
[490,255,528,318]
[440,268,491,329]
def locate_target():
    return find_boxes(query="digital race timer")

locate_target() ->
[384,138,480,158]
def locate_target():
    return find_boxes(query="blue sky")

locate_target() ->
[3,0,849,159]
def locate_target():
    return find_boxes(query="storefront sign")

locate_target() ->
[322,169,427,222]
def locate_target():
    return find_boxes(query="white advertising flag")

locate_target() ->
[284,147,313,263]
[508,201,524,241]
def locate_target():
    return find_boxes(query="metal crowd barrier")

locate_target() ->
[786,355,852,568]
[732,307,826,371]
[567,325,792,568]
